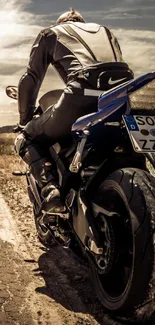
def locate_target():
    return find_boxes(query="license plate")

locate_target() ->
[123,115,155,152]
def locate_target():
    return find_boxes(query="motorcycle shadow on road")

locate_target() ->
[33,243,118,325]
[33,243,154,325]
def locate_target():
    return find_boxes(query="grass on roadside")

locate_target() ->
[0,132,26,175]
[0,133,16,155]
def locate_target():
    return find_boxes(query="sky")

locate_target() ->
[0,0,155,125]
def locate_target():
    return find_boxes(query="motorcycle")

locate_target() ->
[6,72,155,322]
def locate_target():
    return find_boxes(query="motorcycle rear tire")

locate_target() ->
[91,168,155,321]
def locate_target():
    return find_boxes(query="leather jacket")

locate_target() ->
[18,22,124,126]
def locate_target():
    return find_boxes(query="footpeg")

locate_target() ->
[12,170,26,176]
[42,211,69,225]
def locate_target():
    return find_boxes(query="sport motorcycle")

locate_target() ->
[6,72,155,322]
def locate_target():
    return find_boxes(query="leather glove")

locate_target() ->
[13,124,25,133]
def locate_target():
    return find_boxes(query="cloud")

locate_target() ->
[113,29,155,76]
[0,2,38,89]
[0,0,155,126]
[0,1,40,125]
[82,2,155,29]
[0,0,62,123]
[0,63,24,75]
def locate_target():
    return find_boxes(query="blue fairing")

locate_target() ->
[72,72,155,142]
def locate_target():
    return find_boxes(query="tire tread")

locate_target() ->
[93,168,155,321]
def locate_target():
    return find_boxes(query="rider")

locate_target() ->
[15,8,134,212]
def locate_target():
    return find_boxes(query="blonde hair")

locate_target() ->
[56,8,85,24]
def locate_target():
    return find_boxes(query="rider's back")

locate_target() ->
[45,22,124,83]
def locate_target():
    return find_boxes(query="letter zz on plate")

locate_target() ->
[123,115,155,152]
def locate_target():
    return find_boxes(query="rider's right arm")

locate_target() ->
[18,28,57,126]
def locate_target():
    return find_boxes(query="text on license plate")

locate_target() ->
[123,115,155,152]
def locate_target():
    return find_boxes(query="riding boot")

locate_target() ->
[30,159,65,213]
[15,135,65,213]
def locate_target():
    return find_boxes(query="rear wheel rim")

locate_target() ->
[94,182,134,303]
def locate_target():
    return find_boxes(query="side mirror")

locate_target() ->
[6,86,18,100]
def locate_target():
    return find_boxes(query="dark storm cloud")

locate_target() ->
[26,0,155,30]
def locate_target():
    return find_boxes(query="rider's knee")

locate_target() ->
[14,133,27,156]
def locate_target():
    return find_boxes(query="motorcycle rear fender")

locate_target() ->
[85,152,146,196]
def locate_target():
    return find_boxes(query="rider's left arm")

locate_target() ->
[18,28,56,126]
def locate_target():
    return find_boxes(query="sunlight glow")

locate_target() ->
[0,9,21,38]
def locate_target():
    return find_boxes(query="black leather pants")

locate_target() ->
[24,83,97,143]
[16,82,98,186]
